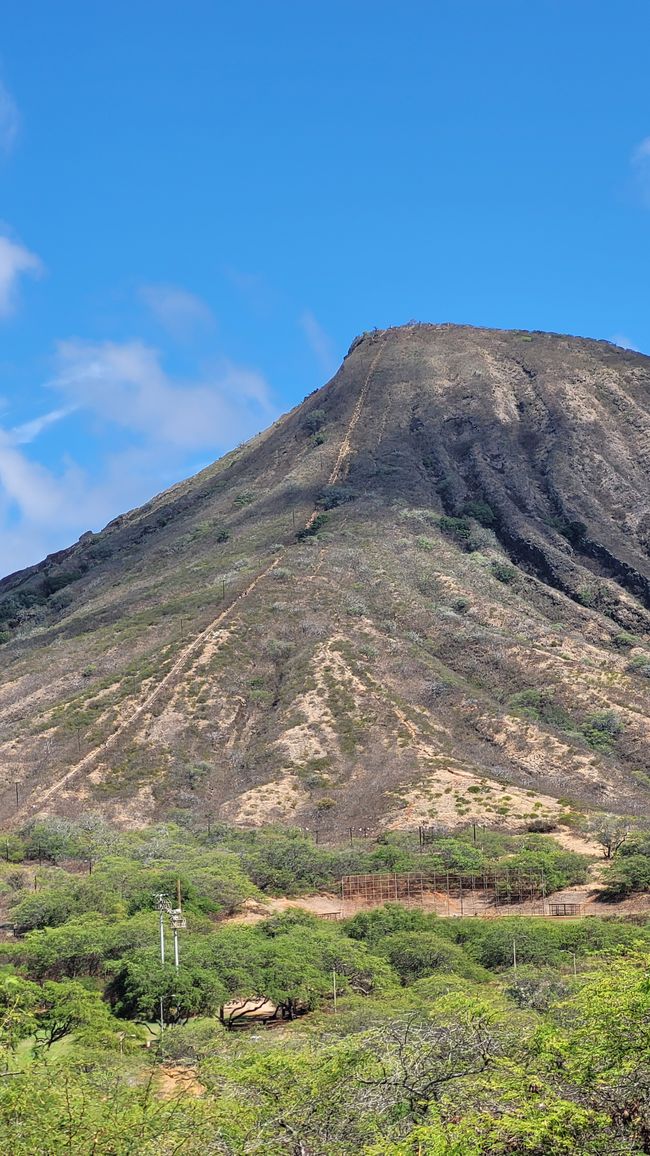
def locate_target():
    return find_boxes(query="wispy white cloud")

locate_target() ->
[299,309,337,379]
[609,333,639,352]
[631,136,650,207]
[0,432,153,574]
[10,407,74,445]
[139,283,215,338]
[0,334,277,576]
[0,80,19,154]
[0,430,75,524]
[0,233,43,317]
[48,338,274,450]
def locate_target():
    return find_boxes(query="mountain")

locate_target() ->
[1,322,649,834]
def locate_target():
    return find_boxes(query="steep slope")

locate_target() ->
[1,323,649,833]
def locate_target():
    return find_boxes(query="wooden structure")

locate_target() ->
[548,894,584,917]
[340,868,547,913]
[341,872,425,904]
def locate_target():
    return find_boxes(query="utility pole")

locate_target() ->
[157,893,167,967]
[332,969,337,1014]
[157,894,166,1040]
[512,940,517,971]
[156,884,186,1014]
[172,879,184,972]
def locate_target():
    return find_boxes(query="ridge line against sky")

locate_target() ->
[0,1,649,576]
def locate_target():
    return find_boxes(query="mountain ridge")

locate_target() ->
[1,322,649,833]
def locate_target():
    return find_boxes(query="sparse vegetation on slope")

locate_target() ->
[0,324,649,836]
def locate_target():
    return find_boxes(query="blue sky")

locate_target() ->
[1,0,649,576]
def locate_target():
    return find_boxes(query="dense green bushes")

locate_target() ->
[3,948,650,1154]
[598,831,650,899]
[0,810,648,1155]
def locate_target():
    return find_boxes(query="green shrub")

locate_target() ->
[490,560,517,584]
[240,831,342,893]
[581,711,623,751]
[599,855,650,901]
[463,501,497,528]
[317,485,357,510]
[296,513,328,541]
[378,931,481,984]
[345,904,432,947]
[41,569,83,596]
[526,819,557,833]
[612,631,637,650]
[12,889,79,934]
[302,408,326,435]
[576,585,596,607]
[508,689,571,730]
[439,516,472,544]
[551,517,587,545]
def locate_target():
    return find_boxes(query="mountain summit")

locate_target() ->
[1,323,649,831]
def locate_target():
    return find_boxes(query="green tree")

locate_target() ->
[34,980,125,1050]
[587,814,630,859]
[378,931,484,985]
[108,950,225,1024]
[0,975,39,1057]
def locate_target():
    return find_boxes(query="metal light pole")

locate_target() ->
[155,892,169,1037]
[170,879,186,971]
[156,886,186,976]
[156,893,167,966]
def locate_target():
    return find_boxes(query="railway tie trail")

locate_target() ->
[13,338,387,820]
